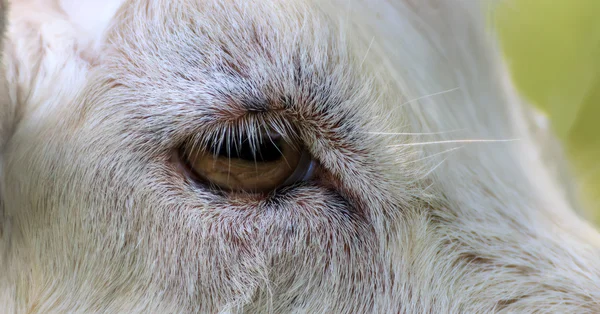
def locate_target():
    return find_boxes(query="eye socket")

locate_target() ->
[183,132,316,193]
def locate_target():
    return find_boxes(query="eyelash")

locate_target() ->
[178,126,317,194]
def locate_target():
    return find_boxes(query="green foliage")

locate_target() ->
[495,0,600,223]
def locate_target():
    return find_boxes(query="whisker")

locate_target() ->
[360,37,375,67]
[404,146,464,165]
[363,129,466,136]
[400,87,460,106]
[419,155,452,180]
[421,181,436,193]
[390,138,520,147]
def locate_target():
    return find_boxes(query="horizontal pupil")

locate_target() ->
[213,137,284,162]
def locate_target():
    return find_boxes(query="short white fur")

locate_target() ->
[1,0,600,313]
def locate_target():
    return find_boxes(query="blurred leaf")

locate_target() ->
[495,0,600,223]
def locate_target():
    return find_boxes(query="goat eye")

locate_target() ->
[184,132,316,193]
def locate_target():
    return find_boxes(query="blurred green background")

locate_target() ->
[495,0,600,224]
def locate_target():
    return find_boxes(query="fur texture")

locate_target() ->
[1,0,600,313]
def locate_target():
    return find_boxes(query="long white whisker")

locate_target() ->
[420,155,453,180]
[404,146,464,164]
[363,129,466,136]
[401,87,460,106]
[360,37,375,67]
[390,138,520,147]
[421,181,436,193]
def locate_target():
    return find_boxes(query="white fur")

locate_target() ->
[1,0,600,313]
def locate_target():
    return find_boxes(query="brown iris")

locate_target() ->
[184,133,315,193]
